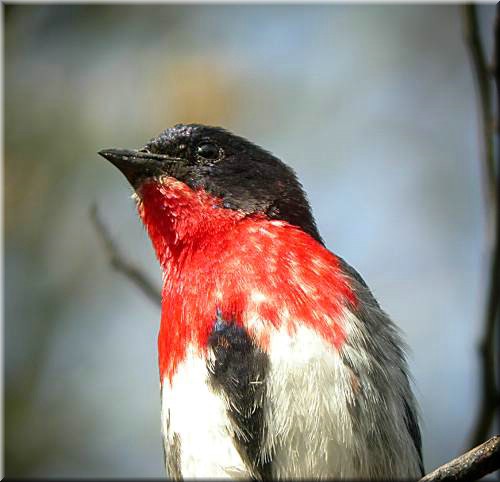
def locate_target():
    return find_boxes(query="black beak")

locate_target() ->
[99,148,179,187]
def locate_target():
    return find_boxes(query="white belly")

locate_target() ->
[160,349,251,478]
[260,324,363,479]
[161,321,421,479]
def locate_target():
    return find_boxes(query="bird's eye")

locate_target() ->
[197,142,220,161]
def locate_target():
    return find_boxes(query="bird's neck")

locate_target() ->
[136,178,354,383]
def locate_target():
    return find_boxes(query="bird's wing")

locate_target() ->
[336,255,425,476]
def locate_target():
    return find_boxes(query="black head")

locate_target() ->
[99,124,322,243]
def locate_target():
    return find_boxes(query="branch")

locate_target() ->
[90,204,161,307]
[419,435,500,482]
[463,4,500,448]
[463,5,496,217]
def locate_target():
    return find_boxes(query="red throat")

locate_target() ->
[136,178,356,383]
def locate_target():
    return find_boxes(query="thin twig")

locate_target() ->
[463,5,496,217]
[90,204,161,307]
[419,435,500,482]
[463,4,500,448]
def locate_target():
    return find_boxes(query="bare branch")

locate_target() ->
[90,204,161,307]
[463,5,496,217]
[419,435,500,482]
[463,4,500,448]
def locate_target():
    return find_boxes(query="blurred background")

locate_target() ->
[4,4,497,477]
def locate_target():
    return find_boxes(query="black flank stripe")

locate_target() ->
[207,313,272,480]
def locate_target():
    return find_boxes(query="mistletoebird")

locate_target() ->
[99,124,424,480]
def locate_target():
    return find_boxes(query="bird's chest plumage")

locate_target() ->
[156,217,354,383]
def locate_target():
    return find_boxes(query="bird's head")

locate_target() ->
[100,124,321,244]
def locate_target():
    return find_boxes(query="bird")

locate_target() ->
[99,123,424,480]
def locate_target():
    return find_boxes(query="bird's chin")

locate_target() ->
[132,175,190,200]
